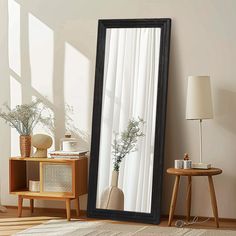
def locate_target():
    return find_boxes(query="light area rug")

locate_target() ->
[14,219,236,236]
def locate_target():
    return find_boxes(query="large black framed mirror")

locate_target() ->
[87,19,171,224]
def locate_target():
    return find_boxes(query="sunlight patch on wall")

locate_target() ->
[29,13,54,102]
[10,76,22,156]
[64,42,90,132]
[8,0,21,76]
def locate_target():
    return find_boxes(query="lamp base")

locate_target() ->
[192,163,211,169]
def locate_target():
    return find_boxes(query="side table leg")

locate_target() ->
[168,175,180,226]
[66,199,71,221]
[75,197,80,217]
[186,176,192,222]
[18,196,23,217]
[208,176,219,228]
[30,199,34,214]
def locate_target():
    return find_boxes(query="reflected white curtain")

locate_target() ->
[97,28,161,213]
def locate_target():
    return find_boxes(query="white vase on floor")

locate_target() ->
[100,170,124,210]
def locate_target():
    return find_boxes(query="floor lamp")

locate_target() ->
[186,76,213,169]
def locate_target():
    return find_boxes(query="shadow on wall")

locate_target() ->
[0,0,96,208]
[4,0,95,149]
[215,88,236,134]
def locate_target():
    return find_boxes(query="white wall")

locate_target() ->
[0,0,236,218]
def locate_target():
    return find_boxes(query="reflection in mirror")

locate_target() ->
[96,28,161,213]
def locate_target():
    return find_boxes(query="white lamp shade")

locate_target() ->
[186,76,213,120]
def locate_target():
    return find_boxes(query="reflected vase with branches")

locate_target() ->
[100,118,144,211]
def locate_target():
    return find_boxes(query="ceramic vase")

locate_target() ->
[100,170,124,210]
[20,135,31,157]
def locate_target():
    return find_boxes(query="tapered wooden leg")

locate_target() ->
[168,175,180,226]
[18,196,23,217]
[186,176,192,222]
[75,197,80,217]
[208,176,219,228]
[66,199,71,221]
[30,199,34,214]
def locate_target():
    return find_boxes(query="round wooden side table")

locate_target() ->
[167,168,222,228]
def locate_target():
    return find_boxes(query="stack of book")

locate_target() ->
[49,150,88,159]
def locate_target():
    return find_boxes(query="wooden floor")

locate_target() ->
[0,207,236,235]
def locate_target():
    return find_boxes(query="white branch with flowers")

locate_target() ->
[112,118,145,172]
[0,99,54,135]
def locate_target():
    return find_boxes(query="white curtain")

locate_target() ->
[96,28,161,213]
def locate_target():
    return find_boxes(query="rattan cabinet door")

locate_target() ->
[42,163,73,194]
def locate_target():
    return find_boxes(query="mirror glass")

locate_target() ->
[96,27,161,213]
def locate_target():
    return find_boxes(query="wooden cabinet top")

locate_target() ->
[10,157,87,163]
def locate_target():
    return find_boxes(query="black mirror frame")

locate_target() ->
[87,18,171,224]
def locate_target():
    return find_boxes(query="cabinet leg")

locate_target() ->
[168,175,180,226]
[208,176,219,228]
[186,176,192,221]
[30,199,34,214]
[18,196,23,217]
[75,197,80,217]
[66,199,71,221]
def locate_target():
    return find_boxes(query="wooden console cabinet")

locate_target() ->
[9,157,88,220]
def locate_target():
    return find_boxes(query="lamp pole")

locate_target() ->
[199,119,202,163]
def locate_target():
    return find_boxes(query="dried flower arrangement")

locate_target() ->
[0,99,54,135]
[112,118,145,172]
